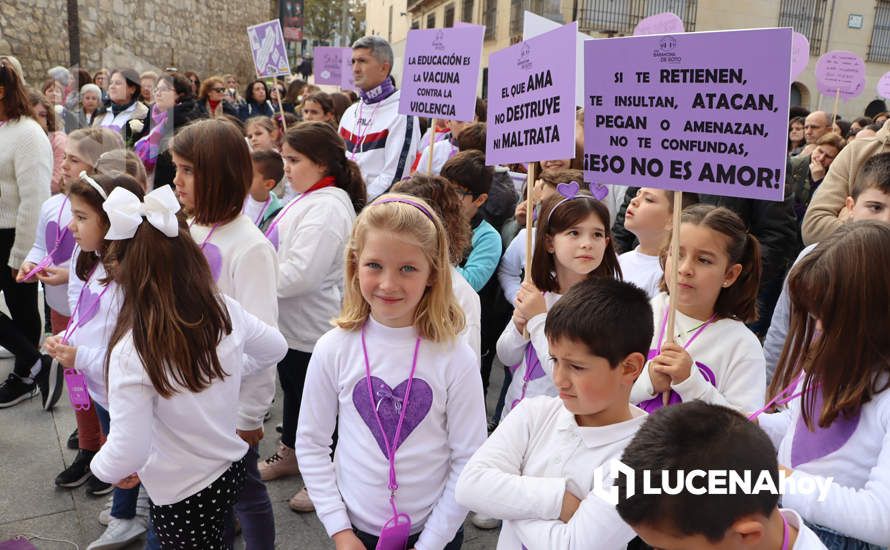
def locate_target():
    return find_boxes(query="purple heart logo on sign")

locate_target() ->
[247,20,291,79]
[790,31,810,80]
[486,22,577,166]
[583,28,791,202]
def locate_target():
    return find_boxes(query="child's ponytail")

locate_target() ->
[664,205,762,322]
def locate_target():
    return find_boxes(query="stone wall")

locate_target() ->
[1,0,276,89]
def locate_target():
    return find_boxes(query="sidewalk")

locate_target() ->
[0,355,503,549]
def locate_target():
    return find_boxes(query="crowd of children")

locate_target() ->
[2,49,890,550]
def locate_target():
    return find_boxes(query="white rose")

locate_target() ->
[129,119,144,133]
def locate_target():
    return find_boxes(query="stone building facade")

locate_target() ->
[1,0,276,88]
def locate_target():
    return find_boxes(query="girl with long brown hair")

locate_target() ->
[757,221,890,548]
[256,121,366,512]
[86,182,286,550]
[169,117,280,548]
[42,172,148,546]
[630,204,765,415]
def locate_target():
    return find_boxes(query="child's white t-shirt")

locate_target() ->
[496,292,562,419]
[456,396,645,549]
[631,293,765,413]
[782,509,828,549]
[758,377,890,545]
[295,317,488,550]
[618,247,663,299]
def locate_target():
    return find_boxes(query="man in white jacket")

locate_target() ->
[339,36,420,200]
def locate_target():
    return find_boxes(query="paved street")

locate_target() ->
[0,300,502,549]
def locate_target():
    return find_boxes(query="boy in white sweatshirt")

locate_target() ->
[455,277,653,549]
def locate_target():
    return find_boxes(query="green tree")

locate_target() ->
[349,0,367,45]
[304,0,342,44]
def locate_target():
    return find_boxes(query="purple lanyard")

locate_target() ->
[189,221,220,250]
[360,323,422,516]
[263,188,318,239]
[61,265,110,344]
[350,101,382,161]
[245,198,271,228]
[655,308,717,355]
[747,371,818,421]
[781,513,790,550]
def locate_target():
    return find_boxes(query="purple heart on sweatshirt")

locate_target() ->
[46,221,75,264]
[524,343,545,382]
[0,536,38,549]
[77,286,103,326]
[790,387,861,467]
[637,360,716,413]
[590,182,609,201]
[267,225,280,251]
[352,375,433,458]
[201,242,222,282]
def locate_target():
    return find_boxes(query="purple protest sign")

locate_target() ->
[341,51,355,90]
[486,22,577,165]
[634,12,684,36]
[878,72,890,99]
[314,47,348,85]
[790,32,810,80]
[583,28,791,202]
[816,50,865,100]
[247,20,291,78]
[399,27,484,122]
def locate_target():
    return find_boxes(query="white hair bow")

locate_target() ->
[103,185,181,240]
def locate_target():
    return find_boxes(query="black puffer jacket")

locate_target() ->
[480,167,520,232]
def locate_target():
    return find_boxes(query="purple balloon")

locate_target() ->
[877,72,890,99]
[790,32,809,80]
[633,12,684,36]
[815,50,866,100]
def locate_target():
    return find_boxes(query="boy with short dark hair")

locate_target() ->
[616,401,826,549]
[456,277,654,548]
[246,149,284,232]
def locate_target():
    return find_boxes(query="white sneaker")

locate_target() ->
[87,517,146,549]
[470,512,501,530]
[97,495,114,526]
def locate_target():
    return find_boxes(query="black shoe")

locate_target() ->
[0,373,37,408]
[55,449,95,488]
[85,474,113,496]
[36,355,63,411]
[67,428,79,450]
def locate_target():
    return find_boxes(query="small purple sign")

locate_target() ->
[878,71,890,99]
[341,51,355,90]
[634,12,684,36]
[486,22,577,165]
[399,27,484,122]
[247,20,292,79]
[583,28,791,202]
[314,47,348,86]
[790,31,810,80]
[815,50,865,100]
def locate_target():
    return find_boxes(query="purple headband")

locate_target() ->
[546,181,609,224]
[375,197,435,221]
